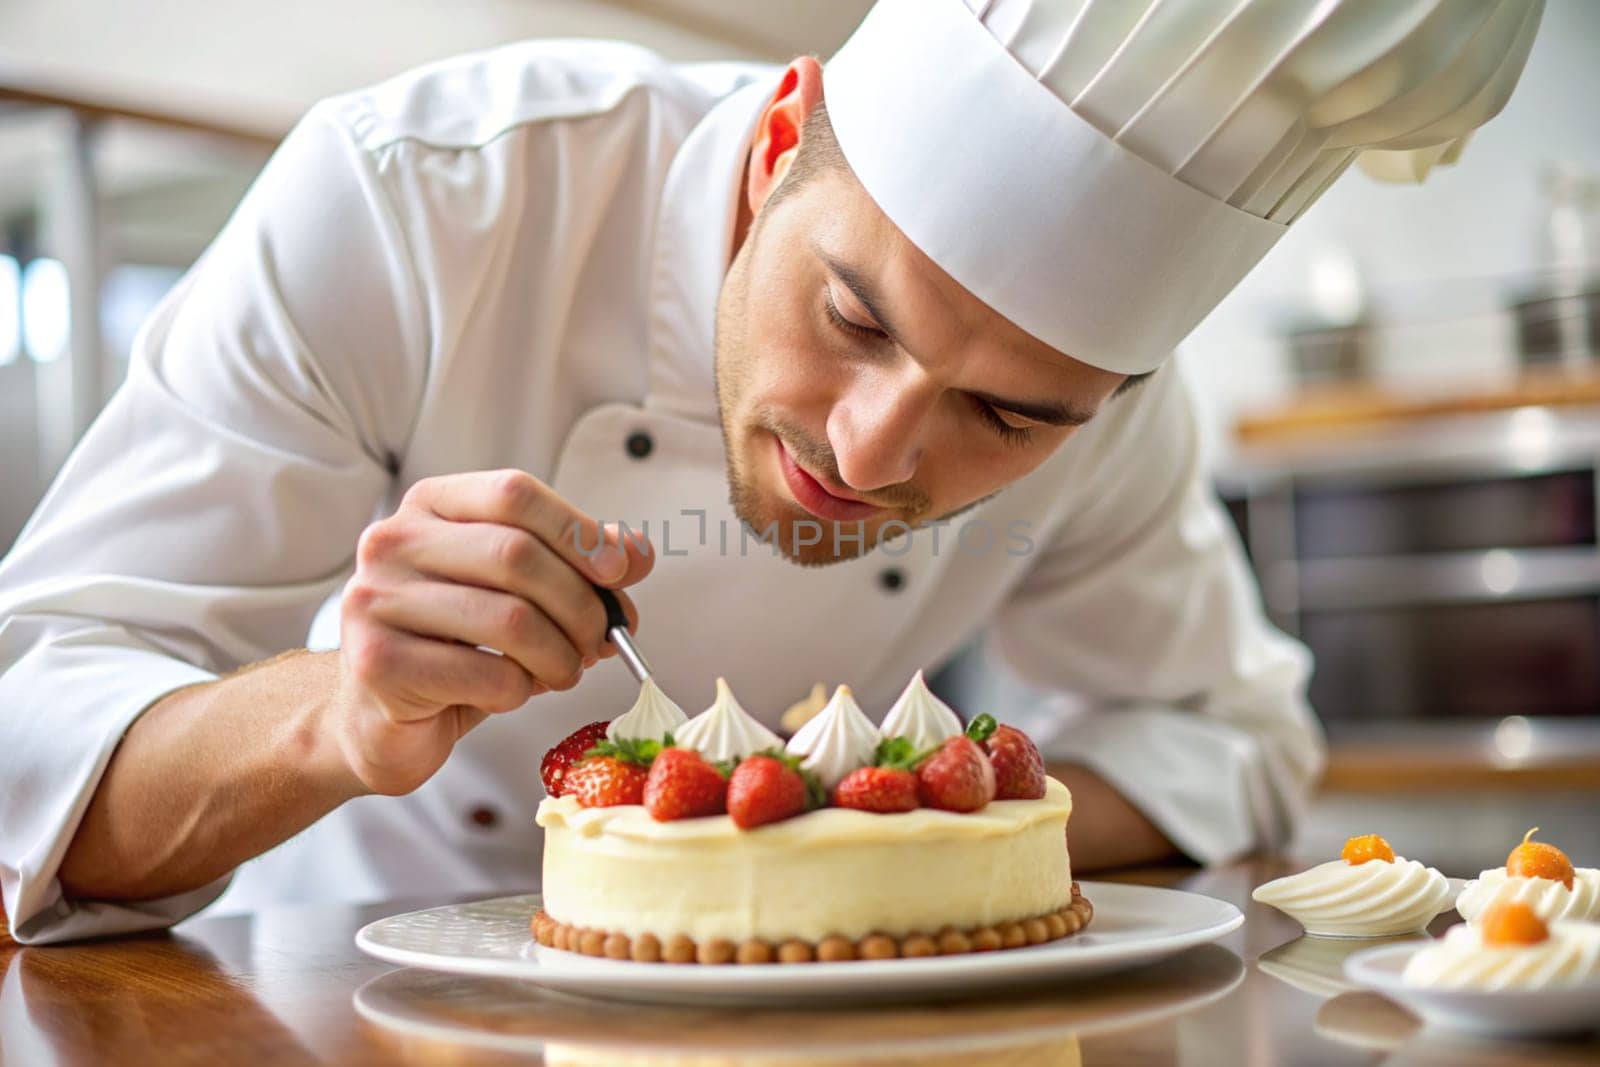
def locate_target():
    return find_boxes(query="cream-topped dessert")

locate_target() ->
[1456,828,1600,926]
[605,678,688,742]
[1458,869,1600,925]
[533,672,1088,963]
[784,685,880,789]
[1403,902,1600,991]
[538,778,1078,947]
[673,677,783,762]
[879,670,963,750]
[1253,835,1452,937]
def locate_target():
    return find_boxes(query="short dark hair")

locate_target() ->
[771,103,1158,402]
[1114,370,1155,398]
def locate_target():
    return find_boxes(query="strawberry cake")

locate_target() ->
[532,672,1089,964]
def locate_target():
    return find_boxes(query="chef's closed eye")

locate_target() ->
[970,398,1038,446]
[823,282,883,339]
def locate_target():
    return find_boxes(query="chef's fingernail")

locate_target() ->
[593,545,626,580]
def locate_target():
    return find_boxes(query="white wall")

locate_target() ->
[1182,0,1600,460]
[0,0,871,133]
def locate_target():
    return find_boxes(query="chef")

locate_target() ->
[0,0,1541,942]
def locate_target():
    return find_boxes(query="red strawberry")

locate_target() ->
[540,721,610,798]
[643,748,728,821]
[985,725,1047,800]
[834,766,919,813]
[915,737,997,813]
[727,755,813,829]
[566,756,648,808]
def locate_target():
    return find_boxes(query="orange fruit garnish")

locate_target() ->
[1480,900,1549,947]
[1506,827,1575,890]
[1341,834,1395,865]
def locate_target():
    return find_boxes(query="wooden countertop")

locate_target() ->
[4,858,1594,1065]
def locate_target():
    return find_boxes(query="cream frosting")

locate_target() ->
[673,677,782,763]
[784,685,881,789]
[605,678,688,742]
[879,670,963,749]
[537,778,1075,943]
[1252,858,1453,937]
[1456,868,1600,926]
[1402,920,1600,991]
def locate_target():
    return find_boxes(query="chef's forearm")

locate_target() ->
[1052,764,1180,872]
[57,649,363,902]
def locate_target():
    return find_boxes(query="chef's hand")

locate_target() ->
[332,469,654,795]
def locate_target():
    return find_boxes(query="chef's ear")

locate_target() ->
[746,57,823,215]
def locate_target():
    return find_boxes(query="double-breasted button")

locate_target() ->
[468,805,500,830]
[878,567,906,592]
[625,431,654,459]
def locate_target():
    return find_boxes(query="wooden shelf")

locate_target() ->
[1320,740,1600,793]
[1235,368,1600,447]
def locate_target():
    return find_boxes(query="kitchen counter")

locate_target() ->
[3,857,1594,1065]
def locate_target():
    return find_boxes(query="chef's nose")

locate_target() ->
[826,378,931,492]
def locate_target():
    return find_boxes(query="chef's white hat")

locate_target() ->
[824,0,1544,374]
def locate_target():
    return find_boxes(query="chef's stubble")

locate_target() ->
[713,212,974,567]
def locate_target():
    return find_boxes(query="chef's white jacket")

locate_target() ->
[0,40,1323,943]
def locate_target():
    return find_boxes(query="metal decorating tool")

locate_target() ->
[592,583,650,684]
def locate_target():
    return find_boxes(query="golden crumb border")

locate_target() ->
[530,883,1091,964]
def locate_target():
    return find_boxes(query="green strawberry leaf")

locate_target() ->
[749,747,808,771]
[584,735,666,767]
[965,714,998,744]
[799,766,828,810]
[873,736,936,771]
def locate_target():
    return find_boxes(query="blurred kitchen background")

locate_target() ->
[1,0,1596,871]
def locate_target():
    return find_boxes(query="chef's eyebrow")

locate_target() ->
[814,243,1097,428]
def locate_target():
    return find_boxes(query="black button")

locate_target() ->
[468,805,500,829]
[878,567,906,592]
[625,431,654,459]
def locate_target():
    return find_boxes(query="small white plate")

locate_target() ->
[355,882,1242,1006]
[1344,943,1600,1038]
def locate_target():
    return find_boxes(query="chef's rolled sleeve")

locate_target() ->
[989,366,1325,863]
[0,100,421,942]
[0,620,225,942]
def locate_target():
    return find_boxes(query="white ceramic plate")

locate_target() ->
[1344,943,1600,1038]
[355,882,1243,1006]
[352,945,1245,1057]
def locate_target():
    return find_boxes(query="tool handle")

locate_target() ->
[591,583,631,635]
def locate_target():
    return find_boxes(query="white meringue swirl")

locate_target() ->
[605,678,688,742]
[1252,857,1453,937]
[1456,867,1600,926]
[674,677,782,763]
[1403,920,1600,991]
[785,685,881,789]
[879,670,963,749]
